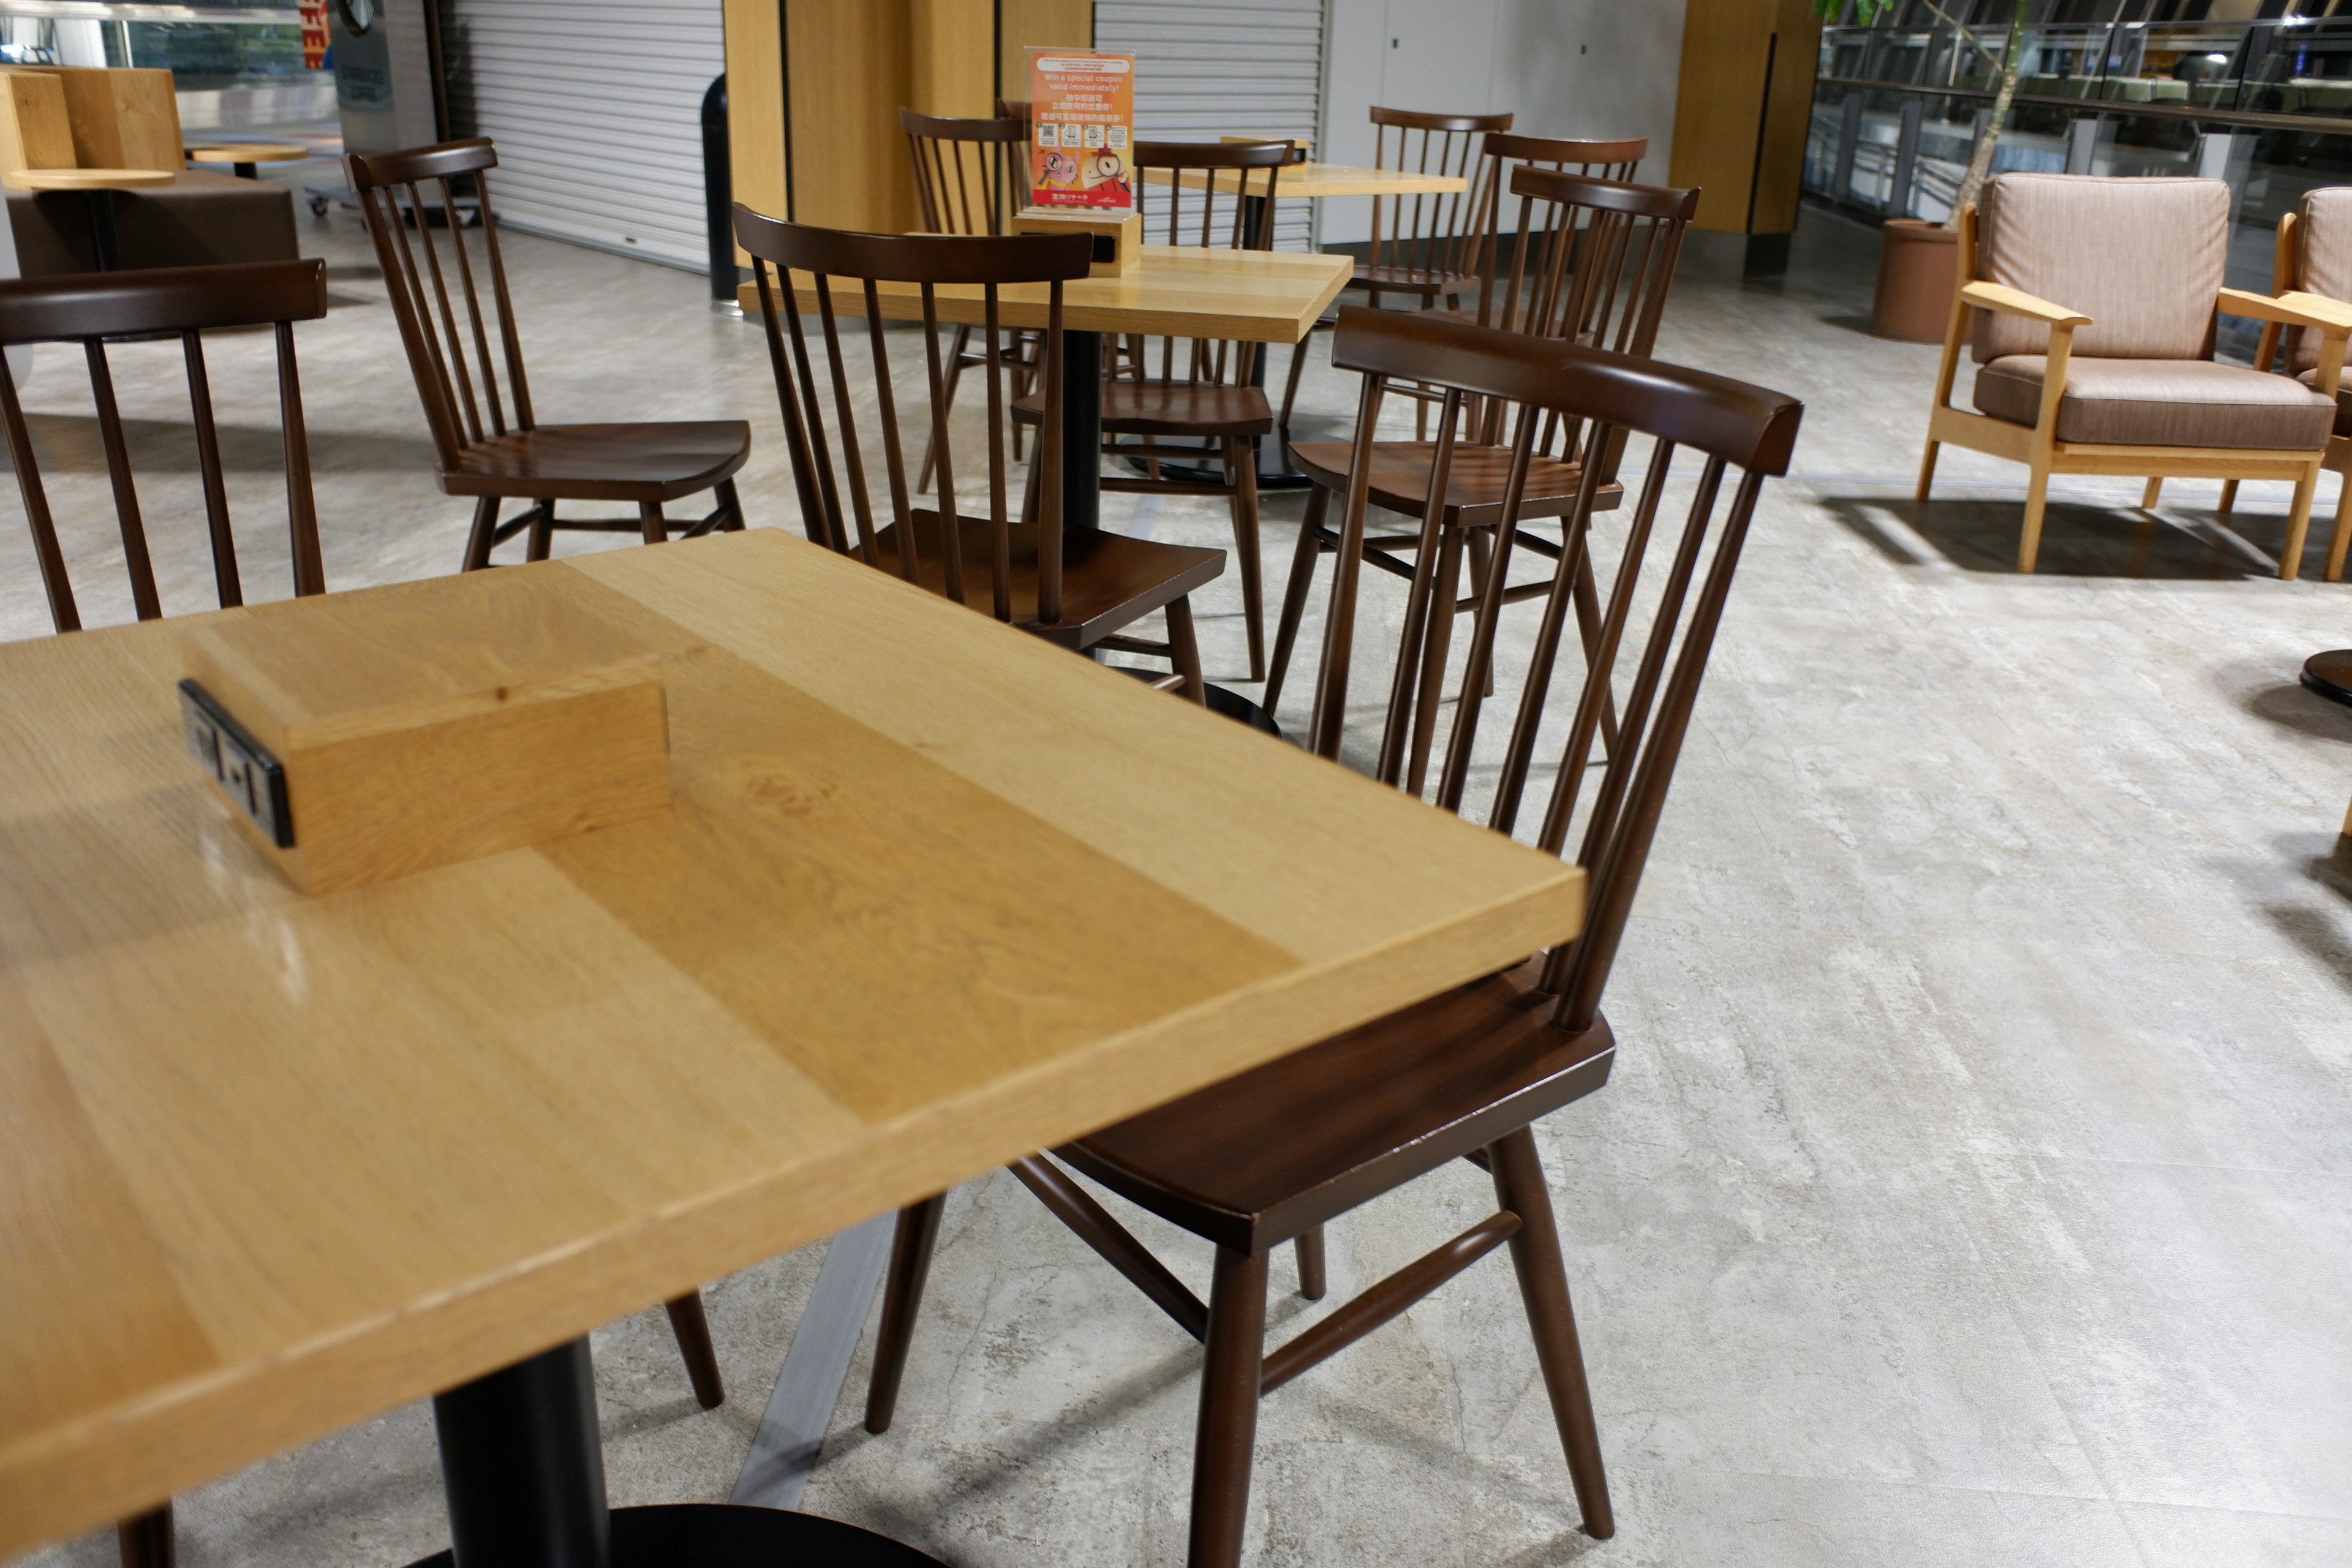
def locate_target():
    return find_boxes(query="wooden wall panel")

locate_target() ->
[999,0,1093,108]
[912,0,995,117]
[723,0,786,263]
[786,0,916,233]
[0,71,75,176]
[1669,0,1821,236]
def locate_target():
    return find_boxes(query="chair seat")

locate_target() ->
[1972,357,2334,449]
[2293,366,2352,437]
[440,421,752,501]
[1349,262,1478,298]
[1287,439,1623,526]
[1015,379,1273,436]
[868,509,1224,649]
[1055,958,1613,1253]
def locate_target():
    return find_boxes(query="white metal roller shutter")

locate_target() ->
[1092,0,1325,250]
[447,0,722,271]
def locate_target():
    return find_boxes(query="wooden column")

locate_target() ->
[1668,0,1821,276]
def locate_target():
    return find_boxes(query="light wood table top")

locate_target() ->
[1,167,174,192]
[739,243,1352,343]
[184,142,309,165]
[0,527,1584,1559]
[1142,160,1469,199]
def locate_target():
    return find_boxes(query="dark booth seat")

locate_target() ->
[6,168,298,274]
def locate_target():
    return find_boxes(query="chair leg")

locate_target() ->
[918,325,973,491]
[1264,484,1330,715]
[662,1292,725,1410]
[1166,595,1209,706]
[1188,1246,1269,1568]
[2141,476,2163,510]
[1226,437,1267,682]
[117,1503,173,1568]
[2328,467,2352,583]
[1914,439,1940,505]
[1464,527,1495,699]
[715,477,745,531]
[2217,478,2240,516]
[1294,1225,1327,1302]
[1488,1127,1614,1541]
[865,1195,946,1433]
[2282,461,2320,581]
[2018,462,2052,573]
[1278,326,1316,442]
[1405,530,1467,796]
[526,499,555,562]
[461,496,500,571]
[639,500,667,546]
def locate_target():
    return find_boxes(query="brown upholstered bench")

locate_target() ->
[6,168,296,275]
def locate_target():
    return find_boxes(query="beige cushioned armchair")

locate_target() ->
[1917,173,2352,577]
[2228,185,2352,581]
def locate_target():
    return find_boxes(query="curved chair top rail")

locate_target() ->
[731,206,1093,284]
[1370,105,1514,133]
[1131,139,1297,169]
[348,137,497,190]
[898,107,1028,143]
[1483,131,1648,167]
[1507,166,1700,222]
[1330,306,1803,474]
[0,259,326,344]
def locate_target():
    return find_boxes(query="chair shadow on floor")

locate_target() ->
[1820,491,2337,579]
[23,413,442,476]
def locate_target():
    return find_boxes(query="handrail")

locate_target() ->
[1814,74,2352,139]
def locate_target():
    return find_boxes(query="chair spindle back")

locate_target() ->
[1313,307,1803,1028]
[1466,135,1648,322]
[902,108,1031,235]
[1128,140,1292,387]
[347,139,535,475]
[0,260,330,632]
[1365,106,1515,293]
[731,207,1091,624]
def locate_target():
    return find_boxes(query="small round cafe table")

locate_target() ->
[186,141,310,179]
[0,166,175,271]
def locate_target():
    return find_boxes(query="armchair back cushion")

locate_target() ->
[2290,185,2352,374]
[1971,174,2228,364]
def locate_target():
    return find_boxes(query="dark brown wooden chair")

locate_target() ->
[1012,138,1293,682]
[901,107,1039,481]
[733,206,1222,699]
[346,138,750,571]
[861,307,1804,1567]
[1271,170,1698,786]
[0,259,729,1567]
[1278,132,1649,440]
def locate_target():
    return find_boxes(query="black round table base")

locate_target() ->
[407,1503,947,1567]
[2302,649,2352,707]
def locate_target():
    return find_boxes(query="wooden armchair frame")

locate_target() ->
[1916,202,2352,578]
[2225,208,2352,581]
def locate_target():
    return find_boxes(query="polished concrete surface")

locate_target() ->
[11,202,2351,1567]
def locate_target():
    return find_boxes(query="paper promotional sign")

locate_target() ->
[1028,48,1135,209]
[300,0,330,67]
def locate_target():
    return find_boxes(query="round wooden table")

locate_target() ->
[0,167,175,270]
[186,141,310,179]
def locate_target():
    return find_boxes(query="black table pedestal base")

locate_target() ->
[2302,649,2352,707]
[407,1504,946,1567]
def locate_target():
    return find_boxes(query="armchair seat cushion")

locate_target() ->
[1973,355,2335,449]
[2293,367,2352,437]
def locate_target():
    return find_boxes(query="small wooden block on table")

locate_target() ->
[0,527,1583,1559]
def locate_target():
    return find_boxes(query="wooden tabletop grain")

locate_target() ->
[1141,160,1470,199]
[738,243,1353,343]
[0,528,1583,1559]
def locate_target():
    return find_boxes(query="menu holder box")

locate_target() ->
[176,579,673,895]
[1014,207,1141,277]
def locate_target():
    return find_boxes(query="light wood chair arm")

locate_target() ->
[2217,287,2352,334]
[1958,280,2092,329]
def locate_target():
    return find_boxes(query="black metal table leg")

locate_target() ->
[1062,325,1102,533]
[85,189,123,272]
[2304,649,2352,706]
[408,1336,946,1567]
[233,161,259,179]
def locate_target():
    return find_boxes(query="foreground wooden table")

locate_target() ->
[0,527,1583,1560]
[741,244,1351,532]
[1142,160,1468,198]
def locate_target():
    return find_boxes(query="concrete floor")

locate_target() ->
[10,199,2352,1567]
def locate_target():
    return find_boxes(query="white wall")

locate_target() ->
[1319,0,1687,244]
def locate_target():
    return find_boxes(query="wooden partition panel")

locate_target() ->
[787,1,917,233]
[1668,0,1820,236]
[913,0,995,118]
[725,0,787,265]
[45,68,183,172]
[0,70,74,175]
[999,0,1093,107]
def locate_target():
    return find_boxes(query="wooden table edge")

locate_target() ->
[0,862,1581,1558]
